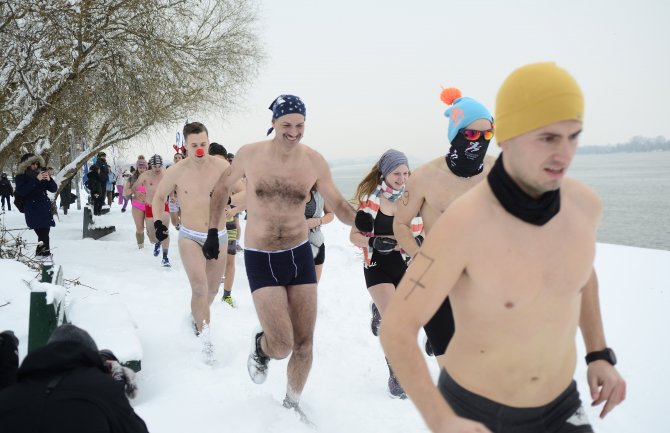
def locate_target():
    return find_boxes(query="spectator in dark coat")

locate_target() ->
[14,153,58,257]
[59,178,74,215]
[95,152,111,187]
[0,324,149,433]
[86,165,106,216]
[0,172,13,211]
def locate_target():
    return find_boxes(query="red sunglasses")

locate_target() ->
[460,128,494,141]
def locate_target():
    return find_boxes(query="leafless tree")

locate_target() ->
[0,0,263,187]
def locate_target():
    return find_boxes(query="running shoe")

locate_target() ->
[222,295,236,308]
[199,324,215,365]
[370,302,381,336]
[283,396,316,427]
[247,327,270,384]
[153,241,161,257]
[161,257,171,267]
[388,373,407,399]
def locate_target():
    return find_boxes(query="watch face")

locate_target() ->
[606,348,617,365]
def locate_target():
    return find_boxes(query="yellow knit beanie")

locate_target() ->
[495,62,584,143]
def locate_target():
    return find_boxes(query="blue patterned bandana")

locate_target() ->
[267,95,306,135]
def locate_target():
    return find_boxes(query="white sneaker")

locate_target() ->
[247,326,270,384]
[199,324,216,365]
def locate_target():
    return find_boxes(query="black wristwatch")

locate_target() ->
[585,347,617,366]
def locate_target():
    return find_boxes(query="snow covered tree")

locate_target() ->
[0,0,262,182]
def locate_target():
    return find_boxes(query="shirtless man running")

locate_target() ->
[151,123,231,353]
[202,95,355,414]
[136,154,170,266]
[381,62,626,433]
[393,88,495,363]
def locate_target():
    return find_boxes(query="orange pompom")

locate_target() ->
[440,87,462,106]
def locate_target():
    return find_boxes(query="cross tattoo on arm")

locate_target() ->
[404,251,434,301]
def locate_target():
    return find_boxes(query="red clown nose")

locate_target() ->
[196,148,205,157]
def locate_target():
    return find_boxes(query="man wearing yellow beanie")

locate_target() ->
[381,62,626,433]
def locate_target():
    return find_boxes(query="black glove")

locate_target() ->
[202,228,220,260]
[368,236,397,254]
[355,210,374,232]
[154,220,168,242]
[415,235,424,247]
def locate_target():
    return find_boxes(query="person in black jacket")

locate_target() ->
[0,330,19,391]
[0,324,149,433]
[95,152,111,190]
[14,153,58,257]
[86,165,106,216]
[59,178,74,215]
[0,172,13,211]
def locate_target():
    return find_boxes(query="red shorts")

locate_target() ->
[145,202,169,219]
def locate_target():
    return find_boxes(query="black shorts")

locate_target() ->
[423,297,455,357]
[438,369,593,433]
[244,240,317,292]
[314,243,325,266]
[363,251,407,288]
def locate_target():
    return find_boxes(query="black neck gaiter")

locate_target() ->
[445,134,490,178]
[487,154,561,226]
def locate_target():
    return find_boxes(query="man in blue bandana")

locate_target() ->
[203,94,355,419]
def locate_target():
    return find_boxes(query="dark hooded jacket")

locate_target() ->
[95,156,110,185]
[0,175,13,197]
[86,170,105,197]
[14,154,57,228]
[0,340,149,433]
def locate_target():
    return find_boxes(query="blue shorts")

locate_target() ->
[244,240,317,292]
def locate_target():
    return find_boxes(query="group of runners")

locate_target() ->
[121,62,627,432]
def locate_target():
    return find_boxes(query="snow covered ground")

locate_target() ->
[0,204,668,432]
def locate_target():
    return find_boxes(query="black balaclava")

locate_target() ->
[487,153,560,225]
[446,133,491,178]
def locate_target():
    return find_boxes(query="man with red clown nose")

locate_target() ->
[151,122,242,364]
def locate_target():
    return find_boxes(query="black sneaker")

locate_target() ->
[247,327,270,384]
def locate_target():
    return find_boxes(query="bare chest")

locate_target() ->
[466,217,596,309]
[175,172,219,205]
[144,174,163,199]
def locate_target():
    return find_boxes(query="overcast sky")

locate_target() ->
[129,0,670,162]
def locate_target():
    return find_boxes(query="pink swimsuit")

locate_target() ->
[132,185,146,211]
